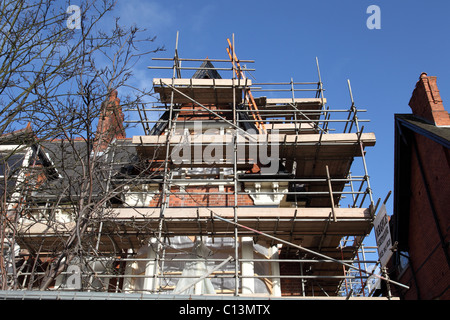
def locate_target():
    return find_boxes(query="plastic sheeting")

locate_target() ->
[173,240,215,294]
[2,237,20,273]
[130,236,273,295]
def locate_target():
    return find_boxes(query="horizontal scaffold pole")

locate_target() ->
[211,212,410,290]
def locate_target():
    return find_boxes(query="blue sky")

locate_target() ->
[100,0,450,256]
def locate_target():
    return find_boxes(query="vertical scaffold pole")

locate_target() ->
[231,33,240,297]
[348,80,374,212]
[153,31,180,293]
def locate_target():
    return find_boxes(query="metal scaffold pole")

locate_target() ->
[231,33,240,297]
[110,32,409,297]
[212,212,410,291]
[151,31,181,293]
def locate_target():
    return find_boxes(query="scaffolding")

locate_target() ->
[119,33,386,297]
[5,33,409,298]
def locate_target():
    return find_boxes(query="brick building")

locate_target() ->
[391,73,450,300]
[1,37,385,298]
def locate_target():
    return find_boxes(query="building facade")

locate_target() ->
[1,38,381,298]
[391,73,450,300]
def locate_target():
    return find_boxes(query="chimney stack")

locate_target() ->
[94,89,126,153]
[409,73,450,126]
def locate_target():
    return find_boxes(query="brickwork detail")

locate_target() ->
[399,133,450,300]
[148,185,255,207]
[409,73,450,126]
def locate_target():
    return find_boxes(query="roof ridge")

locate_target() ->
[191,59,222,79]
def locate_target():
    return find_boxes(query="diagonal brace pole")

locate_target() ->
[212,212,410,290]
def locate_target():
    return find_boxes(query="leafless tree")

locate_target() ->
[0,0,163,290]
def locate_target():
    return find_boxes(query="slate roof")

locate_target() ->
[27,138,139,203]
[191,60,222,79]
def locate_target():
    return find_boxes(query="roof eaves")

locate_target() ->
[395,114,450,149]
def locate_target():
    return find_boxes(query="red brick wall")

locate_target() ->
[279,254,304,296]
[148,185,254,207]
[399,132,450,300]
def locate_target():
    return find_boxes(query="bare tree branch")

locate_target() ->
[0,0,163,290]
